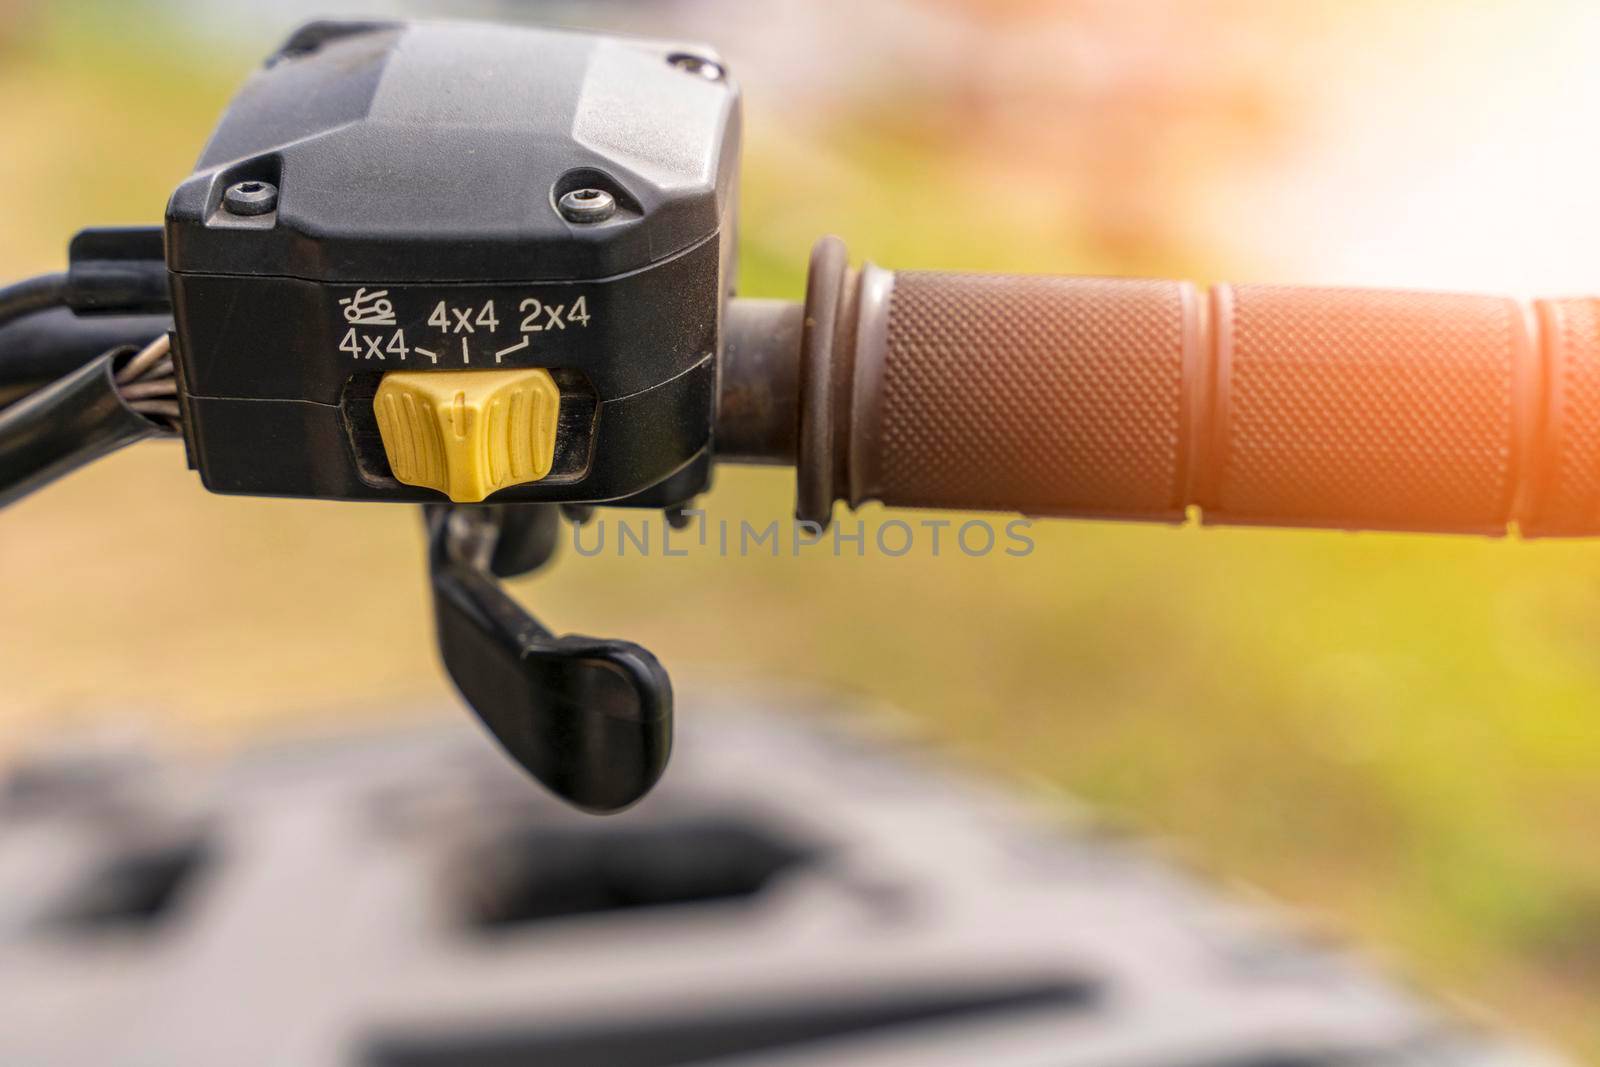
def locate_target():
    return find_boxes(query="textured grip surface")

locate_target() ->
[1530,297,1600,534]
[876,272,1194,518]
[1207,285,1533,532]
[861,270,1600,535]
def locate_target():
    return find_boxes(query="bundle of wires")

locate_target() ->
[0,268,178,507]
[114,335,179,429]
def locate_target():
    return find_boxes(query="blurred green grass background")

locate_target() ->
[1,2,1598,1058]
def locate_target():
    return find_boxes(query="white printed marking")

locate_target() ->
[414,346,439,364]
[544,304,567,330]
[450,307,475,333]
[339,288,397,326]
[460,337,470,364]
[494,336,531,363]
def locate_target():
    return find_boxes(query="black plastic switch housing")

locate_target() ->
[165,19,741,507]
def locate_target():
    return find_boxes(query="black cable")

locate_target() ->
[0,308,173,410]
[0,345,168,509]
[0,273,70,332]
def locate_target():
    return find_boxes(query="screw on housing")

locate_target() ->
[557,188,617,224]
[667,52,725,81]
[223,180,278,216]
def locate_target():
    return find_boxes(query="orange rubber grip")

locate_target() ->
[852,272,1600,535]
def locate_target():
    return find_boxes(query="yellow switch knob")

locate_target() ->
[373,369,560,503]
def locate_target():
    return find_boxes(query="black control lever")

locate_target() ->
[425,505,672,812]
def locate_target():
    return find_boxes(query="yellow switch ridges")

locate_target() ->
[373,369,560,503]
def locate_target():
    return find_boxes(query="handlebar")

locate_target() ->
[729,237,1600,536]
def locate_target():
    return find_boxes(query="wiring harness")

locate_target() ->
[0,253,176,506]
